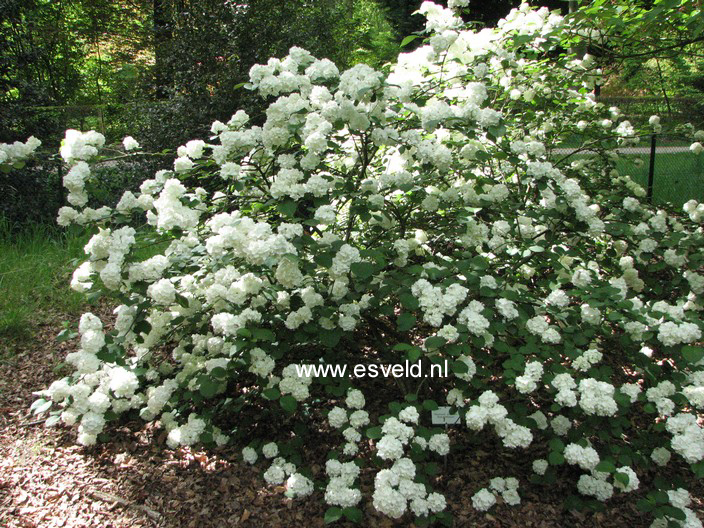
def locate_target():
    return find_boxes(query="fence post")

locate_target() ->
[57,158,64,208]
[647,133,656,202]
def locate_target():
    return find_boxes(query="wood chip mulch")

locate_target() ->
[0,312,701,527]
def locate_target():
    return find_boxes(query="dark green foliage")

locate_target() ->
[0,157,64,225]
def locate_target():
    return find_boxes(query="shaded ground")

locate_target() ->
[0,312,701,527]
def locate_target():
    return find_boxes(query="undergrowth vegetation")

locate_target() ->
[0,220,87,344]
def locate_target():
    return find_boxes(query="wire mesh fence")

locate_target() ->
[597,96,704,125]
[3,98,704,225]
[614,134,704,207]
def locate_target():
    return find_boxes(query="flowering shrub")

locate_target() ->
[0,136,41,170]
[34,2,704,526]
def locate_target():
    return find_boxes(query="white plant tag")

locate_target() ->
[431,406,460,425]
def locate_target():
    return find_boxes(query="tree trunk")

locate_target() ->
[154,0,171,99]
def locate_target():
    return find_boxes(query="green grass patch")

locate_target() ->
[0,219,89,343]
[616,151,704,206]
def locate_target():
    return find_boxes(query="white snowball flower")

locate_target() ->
[471,488,496,511]
[262,442,279,458]
[122,136,140,151]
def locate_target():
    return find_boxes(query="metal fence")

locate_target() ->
[597,96,704,126]
[615,134,704,207]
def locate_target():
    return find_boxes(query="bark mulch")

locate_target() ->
[0,313,701,527]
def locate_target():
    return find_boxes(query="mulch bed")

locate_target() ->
[0,312,701,527]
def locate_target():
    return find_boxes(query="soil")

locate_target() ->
[0,311,701,528]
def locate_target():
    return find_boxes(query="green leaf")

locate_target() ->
[681,346,704,364]
[342,507,363,523]
[614,472,630,487]
[691,460,704,478]
[350,261,375,280]
[662,506,686,521]
[31,399,52,415]
[548,438,565,453]
[397,313,416,332]
[175,293,190,308]
[133,320,152,335]
[198,375,219,398]
[320,329,342,348]
[548,451,564,465]
[636,498,654,512]
[324,507,343,524]
[400,34,421,47]
[278,200,298,217]
[315,253,333,268]
[45,414,61,427]
[595,460,616,473]
[400,293,420,310]
[56,328,78,343]
[366,426,382,439]
[252,328,275,341]
[424,462,439,476]
[407,347,422,362]
[280,394,298,413]
[423,399,439,411]
[451,360,469,375]
[210,367,227,379]
[425,336,446,350]
[653,490,669,504]
[237,328,252,338]
[262,387,280,400]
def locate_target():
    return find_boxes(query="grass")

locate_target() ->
[616,150,704,206]
[0,219,89,344]
[555,141,704,206]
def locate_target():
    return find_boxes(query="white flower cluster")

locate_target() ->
[649,489,704,528]
[683,200,704,222]
[666,413,704,464]
[525,315,561,344]
[490,476,521,506]
[327,389,369,456]
[0,136,41,166]
[576,465,639,502]
[551,373,578,408]
[264,457,298,485]
[657,320,701,347]
[325,459,362,508]
[166,413,207,448]
[122,136,140,151]
[578,378,618,416]
[532,459,549,475]
[61,129,105,164]
[43,313,145,446]
[285,472,314,498]
[471,478,521,512]
[279,364,313,402]
[465,391,532,449]
[576,472,613,502]
[411,279,468,327]
[572,346,603,371]
[564,443,600,471]
[646,381,676,416]
[372,458,446,518]
[515,361,543,393]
